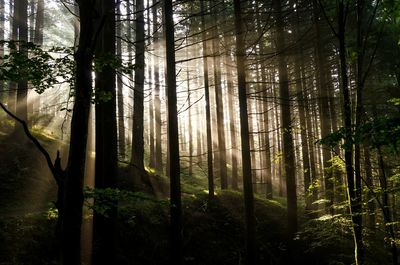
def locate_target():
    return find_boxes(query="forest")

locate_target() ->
[0,0,399,264]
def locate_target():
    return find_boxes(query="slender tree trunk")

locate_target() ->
[186,54,193,177]
[153,2,163,173]
[233,0,256,263]
[196,102,203,167]
[8,1,17,115]
[0,0,4,101]
[273,0,298,237]
[15,0,28,127]
[211,14,228,189]
[116,4,126,159]
[223,38,238,191]
[248,84,257,194]
[201,0,214,198]
[255,6,272,199]
[354,0,366,262]
[300,60,318,207]
[148,0,155,168]
[272,74,284,197]
[363,146,375,230]
[29,0,34,42]
[338,2,362,264]
[164,1,183,264]
[61,2,95,264]
[30,0,44,114]
[313,0,333,213]
[34,0,44,44]
[327,70,343,203]
[131,0,146,179]
[377,147,398,265]
[294,55,312,211]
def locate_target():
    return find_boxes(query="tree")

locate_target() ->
[273,0,298,237]
[153,1,163,173]
[131,0,146,179]
[313,0,334,213]
[211,2,228,189]
[15,0,28,126]
[93,0,118,264]
[164,0,183,264]
[201,0,214,198]
[117,3,126,159]
[33,0,44,45]
[60,1,96,264]
[233,0,256,263]
[0,0,4,99]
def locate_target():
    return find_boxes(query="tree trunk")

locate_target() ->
[300,57,318,209]
[294,54,312,211]
[211,14,228,189]
[34,0,44,45]
[0,0,4,100]
[377,147,398,265]
[164,1,183,264]
[186,54,193,177]
[61,1,95,264]
[15,0,28,127]
[201,0,214,198]
[131,0,146,179]
[8,1,17,115]
[313,0,333,213]
[255,6,272,199]
[363,146,375,230]
[273,0,298,237]
[116,3,126,159]
[223,36,238,191]
[153,2,163,173]
[148,0,155,168]
[93,1,118,264]
[233,0,256,263]
[338,2,362,264]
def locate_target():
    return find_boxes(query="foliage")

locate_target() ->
[0,214,58,265]
[93,52,137,75]
[83,187,168,217]
[295,215,355,264]
[0,41,74,94]
[0,41,136,105]
[319,116,400,153]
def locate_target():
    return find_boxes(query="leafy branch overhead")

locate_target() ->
[0,41,75,94]
[0,41,136,96]
[318,115,400,153]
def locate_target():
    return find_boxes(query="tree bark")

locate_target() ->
[93,1,118,264]
[152,2,163,173]
[201,0,214,198]
[33,0,44,45]
[131,0,146,179]
[0,0,4,99]
[116,3,126,159]
[164,1,183,264]
[15,0,28,127]
[273,0,298,237]
[313,0,333,213]
[148,0,155,168]
[61,1,95,264]
[233,0,257,263]
[338,2,362,264]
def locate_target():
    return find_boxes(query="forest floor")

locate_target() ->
[0,122,394,265]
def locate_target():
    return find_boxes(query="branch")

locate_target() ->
[0,102,62,185]
[317,0,339,38]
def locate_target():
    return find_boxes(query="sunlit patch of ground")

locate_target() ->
[0,118,67,218]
